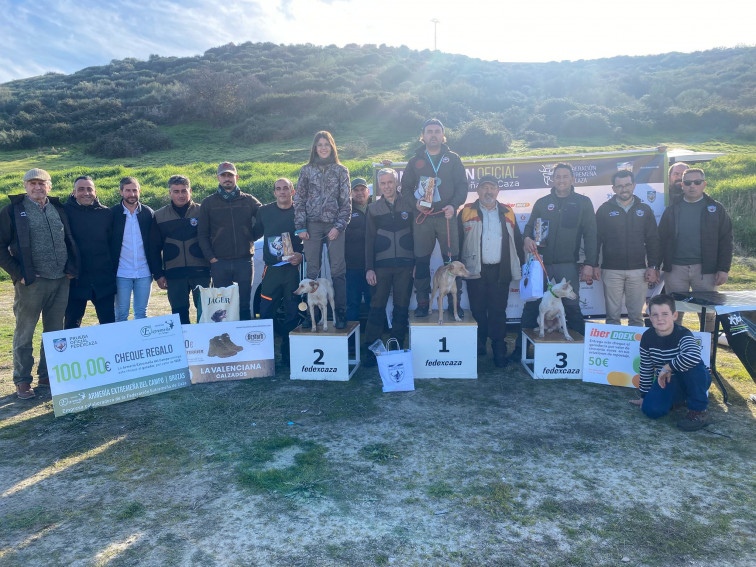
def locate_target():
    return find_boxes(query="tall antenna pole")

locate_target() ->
[431,18,439,51]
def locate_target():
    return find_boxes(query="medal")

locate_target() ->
[298,302,307,311]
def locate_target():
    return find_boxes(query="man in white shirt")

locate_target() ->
[111,176,155,321]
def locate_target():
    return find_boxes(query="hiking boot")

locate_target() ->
[16,383,35,399]
[447,295,464,320]
[300,316,312,329]
[208,336,236,358]
[414,303,429,317]
[335,308,347,330]
[477,341,487,356]
[37,377,50,388]
[492,341,509,368]
[220,333,243,352]
[677,409,712,431]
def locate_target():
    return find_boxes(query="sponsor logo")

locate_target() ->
[351,212,359,218]
[636,209,644,217]
[20,211,26,217]
[520,214,527,221]
[190,217,198,226]
[708,205,717,213]
[140,321,174,338]
[53,338,67,352]
[401,211,409,220]
[646,191,656,203]
[547,203,555,211]
[388,362,405,383]
[515,202,530,208]
[609,211,619,217]
[442,156,450,163]
[245,331,265,344]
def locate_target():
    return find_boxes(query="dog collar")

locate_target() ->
[547,282,558,298]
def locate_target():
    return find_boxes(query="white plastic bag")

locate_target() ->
[197,283,240,323]
[375,338,414,393]
[519,253,545,302]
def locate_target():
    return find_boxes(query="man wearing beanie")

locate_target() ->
[344,177,371,327]
[0,169,79,399]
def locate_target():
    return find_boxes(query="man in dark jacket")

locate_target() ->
[198,162,261,321]
[458,175,525,366]
[596,169,661,327]
[345,177,371,326]
[0,169,78,399]
[64,175,116,328]
[364,168,415,365]
[111,176,155,321]
[400,118,469,317]
[149,175,210,324]
[251,178,303,365]
[658,168,733,329]
[522,163,598,336]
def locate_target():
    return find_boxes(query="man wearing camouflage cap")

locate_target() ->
[198,162,261,320]
[0,169,79,399]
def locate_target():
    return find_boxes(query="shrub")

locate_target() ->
[449,119,512,156]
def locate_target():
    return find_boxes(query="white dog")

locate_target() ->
[294,278,335,332]
[537,277,578,341]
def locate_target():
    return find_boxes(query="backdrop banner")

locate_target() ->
[375,148,667,319]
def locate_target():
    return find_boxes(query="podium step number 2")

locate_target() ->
[289,321,360,381]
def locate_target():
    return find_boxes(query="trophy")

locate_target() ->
[534,218,549,246]
[281,232,294,261]
[419,177,435,209]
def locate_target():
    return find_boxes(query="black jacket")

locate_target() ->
[110,201,155,275]
[523,186,598,267]
[400,144,469,211]
[365,192,415,270]
[596,196,661,271]
[658,193,733,274]
[0,194,79,285]
[65,195,116,299]
[149,201,209,279]
[345,203,369,270]
[198,189,261,260]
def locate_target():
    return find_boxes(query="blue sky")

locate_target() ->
[1,0,752,84]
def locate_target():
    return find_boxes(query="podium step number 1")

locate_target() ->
[410,313,477,379]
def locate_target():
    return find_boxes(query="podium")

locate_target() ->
[409,312,477,379]
[521,328,584,379]
[289,321,360,381]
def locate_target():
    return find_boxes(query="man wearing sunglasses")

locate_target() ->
[658,168,733,328]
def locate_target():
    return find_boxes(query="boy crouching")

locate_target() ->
[631,294,712,431]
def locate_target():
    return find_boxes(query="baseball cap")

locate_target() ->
[23,168,51,183]
[217,162,237,175]
[477,174,499,187]
[351,178,368,190]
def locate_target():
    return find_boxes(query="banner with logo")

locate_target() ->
[182,319,275,383]
[582,323,711,388]
[375,148,667,318]
[42,315,190,417]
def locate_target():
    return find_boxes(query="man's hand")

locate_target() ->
[657,365,672,389]
[645,267,660,284]
[157,276,168,290]
[592,267,601,281]
[416,201,430,214]
[298,231,309,241]
[442,205,455,219]
[66,274,74,280]
[580,264,594,284]
[523,237,538,255]
[715,271,729,286]
[19,278,24,285]
[289,252,303,266]
[366,270,377,286]
[327,228,340,241]
[210,257,218,263]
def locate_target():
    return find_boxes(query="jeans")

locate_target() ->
[166,274,211,324]
[346,269,371,322]
[115,276,153,321]
[211,257,253,320]
[13,277,69,385]
[642,362,711,418]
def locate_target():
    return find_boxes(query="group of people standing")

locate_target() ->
[1,120,735,426]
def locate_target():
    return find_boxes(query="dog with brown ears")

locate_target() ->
[294,278,335,332]
[537,277,577,341]
[431,261,472,324]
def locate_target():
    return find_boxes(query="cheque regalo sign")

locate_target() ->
[43,314,191,416]
[375,148,668,319]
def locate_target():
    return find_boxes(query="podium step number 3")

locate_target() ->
[521,328,584,380]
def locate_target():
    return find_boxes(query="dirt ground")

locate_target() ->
[0,285,754,567]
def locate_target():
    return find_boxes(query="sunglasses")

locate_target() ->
[683,179,705,186]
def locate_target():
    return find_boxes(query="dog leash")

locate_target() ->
[415,207,453,264]
[532,249,558,297]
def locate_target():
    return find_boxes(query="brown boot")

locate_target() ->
[208,336,235,358]
[220,333,243,352]
[16,382,35,399]
[677,409,712,431]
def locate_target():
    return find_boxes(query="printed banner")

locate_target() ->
[375,148,667,318]
[182,319,275,383]
[42,315,190,417]
[582,323,711,388]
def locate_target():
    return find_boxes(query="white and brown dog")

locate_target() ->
[431,261,472,324]
[537,277,578,341]
[294,278,335,332]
